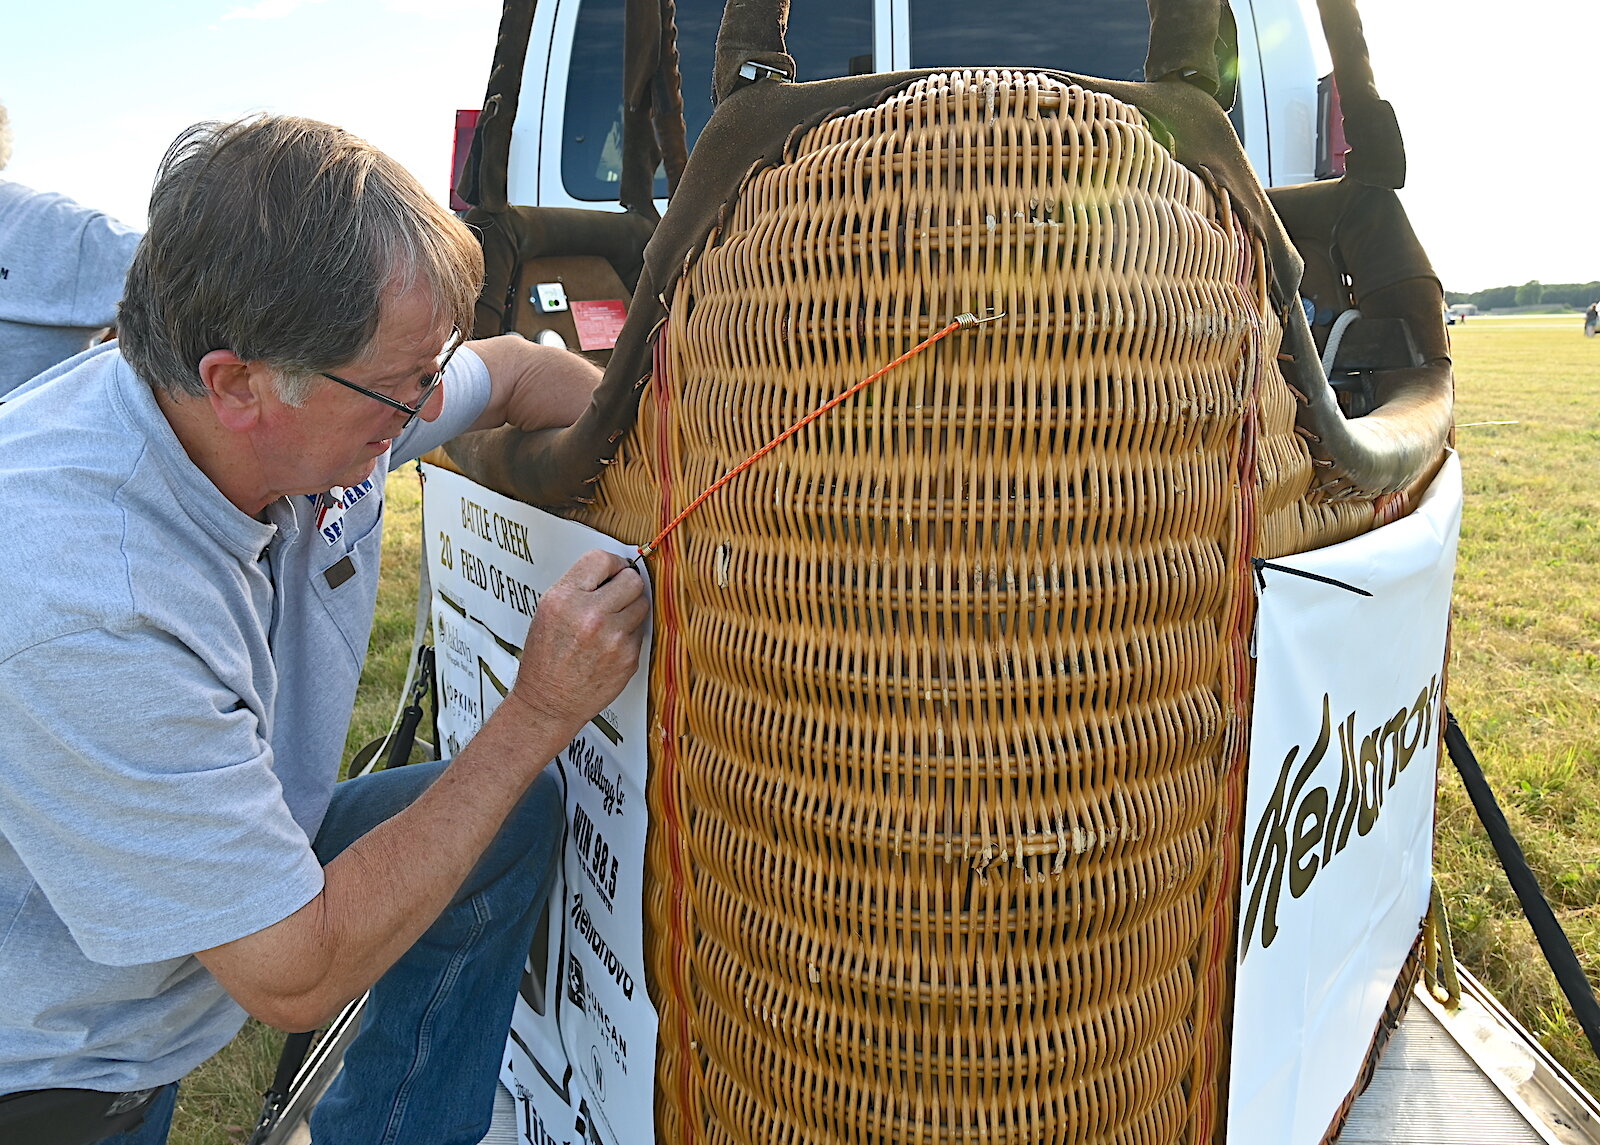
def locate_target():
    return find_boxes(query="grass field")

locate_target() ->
[1429,312,1600,1095]
[169,314,1600,1140]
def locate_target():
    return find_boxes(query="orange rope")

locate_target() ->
[635,311,1001,559]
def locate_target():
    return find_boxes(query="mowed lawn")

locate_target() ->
[1432,313,1600,1096]
[169,316,1600,1141]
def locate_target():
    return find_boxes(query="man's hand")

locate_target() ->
[194,551,648,1032]
[505,550,649,741]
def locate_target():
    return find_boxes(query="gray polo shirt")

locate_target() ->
[0,343,491,1091]
[0,181,143,396]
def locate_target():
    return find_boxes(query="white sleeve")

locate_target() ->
[390,344,493,468]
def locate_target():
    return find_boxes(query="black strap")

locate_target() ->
[1251,556,1373,597]
[1445,710,1600,1061]
[245,1031,314,1145]
[384,645,436,771]
[0,1086,162,1145]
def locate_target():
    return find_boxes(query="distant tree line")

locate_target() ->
[1445,281,1600,309]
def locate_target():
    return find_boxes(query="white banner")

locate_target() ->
[422,464,656,1145]
[1227,453,1462,1145]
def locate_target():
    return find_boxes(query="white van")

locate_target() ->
[501,0,1334,214]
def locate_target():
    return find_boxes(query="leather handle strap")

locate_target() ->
[1312,0,1405,188]
[1144,0,1239,108]
[470,0,541,213]
[712,0,796,104]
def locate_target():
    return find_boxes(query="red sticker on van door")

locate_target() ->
[570,300,628,351]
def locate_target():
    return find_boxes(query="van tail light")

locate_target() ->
[450,109,481,212]
[1316,73,1348,179]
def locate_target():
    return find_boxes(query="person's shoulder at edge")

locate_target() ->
[0,177,141,233]
[0,350,192,660]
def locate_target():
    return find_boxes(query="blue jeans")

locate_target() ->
[103,760,563,1145]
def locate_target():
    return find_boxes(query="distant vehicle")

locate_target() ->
[498,0,1338,214]
[1446,303,1475,325]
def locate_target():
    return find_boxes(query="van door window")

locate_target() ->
[562,0,874,202]
[907,0,1149,82]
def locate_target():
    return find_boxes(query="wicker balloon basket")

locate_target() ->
[554,69,1419,1144]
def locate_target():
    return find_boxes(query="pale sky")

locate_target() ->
[0,0,1587,293]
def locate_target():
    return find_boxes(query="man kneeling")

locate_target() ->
[0,115,648,1145]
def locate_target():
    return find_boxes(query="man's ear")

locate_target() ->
[197,349,266,431]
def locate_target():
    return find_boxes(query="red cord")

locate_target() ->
[637,314,994,558]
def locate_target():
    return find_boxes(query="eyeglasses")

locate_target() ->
[320,327,464,428]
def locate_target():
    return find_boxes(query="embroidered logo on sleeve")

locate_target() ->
[310,478,376,546]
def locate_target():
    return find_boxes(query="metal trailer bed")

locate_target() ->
[270,964,1600,1145]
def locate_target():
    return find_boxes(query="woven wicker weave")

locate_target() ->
[573,69,1405,1144]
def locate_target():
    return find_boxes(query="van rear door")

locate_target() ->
[507,0,1311,211]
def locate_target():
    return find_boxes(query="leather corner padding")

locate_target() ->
[454,67,1318,506]
[456,53,1445,508]
[1267,180,1443,324]
[1280,294,1452,497]
[470,0,540,212]
[1255,176,1452,496]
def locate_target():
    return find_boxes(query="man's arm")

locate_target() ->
[440,336,630,509]
[195,550,648,1032]
[464,334,602,434]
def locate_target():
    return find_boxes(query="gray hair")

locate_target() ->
[118,115,482,400]
[0,101,12,171]
[269,367,322,407]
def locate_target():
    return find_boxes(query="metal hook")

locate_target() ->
[955,309,1008,328]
